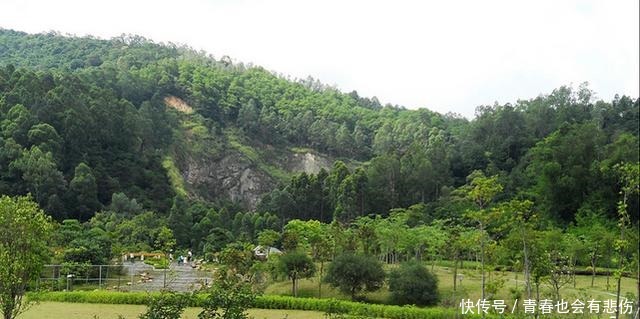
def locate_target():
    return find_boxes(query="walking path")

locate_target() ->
[124,261,213,292]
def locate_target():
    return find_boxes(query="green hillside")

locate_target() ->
[1,29,639,317]
[0,27,638,250]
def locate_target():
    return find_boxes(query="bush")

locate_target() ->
[139,292,191,319]
[198,278,257,319]
[276,250,316,297]
[324,253,385,301]
[29,291,497,319]
[28,291,151,304]
[388,262,438,306]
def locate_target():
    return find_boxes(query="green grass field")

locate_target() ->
[24,262,635,319]
[265,263,637,305]
[19,302,325,319]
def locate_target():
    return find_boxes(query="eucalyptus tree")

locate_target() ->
[611,162,639,319]
[462,171,503,303]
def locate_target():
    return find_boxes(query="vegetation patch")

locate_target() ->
[162,156,188,197]
[226,130,291,182]
[27,291,492,319]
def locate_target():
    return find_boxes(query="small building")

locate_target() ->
[253,245,282,260]
[122,252,164,262]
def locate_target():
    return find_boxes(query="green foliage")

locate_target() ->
[27,291,152,305]
[464,171,503,210]
[55,219,112,266]
[30,291,492,319]
[226,131,290,183]
[139,292,191,319]
[276,251,316,297]
[10,146,66,216]
[198,279,257,319]
[257,229,280,248]
[1,32,639,315]
[218,242,256,275]
[324,253,385,301]
[0,195,53,319]
[162,157,187,198]
[388,262,439,306]
[524,123,608,221]
[1,28,638,229]
[69,163,100,220]
[88,211,174,254]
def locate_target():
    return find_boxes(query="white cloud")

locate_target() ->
[0,0,637,118]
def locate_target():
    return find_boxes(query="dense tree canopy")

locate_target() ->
[0,31,638,311]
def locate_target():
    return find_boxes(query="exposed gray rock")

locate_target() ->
[180,150,275,210]
[176,146,334,210]
[285,151,332,174]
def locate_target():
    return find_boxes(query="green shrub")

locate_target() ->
[277,250,316,297]
[324,253,385,301]
[28,291,498,319]
[388,262,439,306]
[28,291,151,304]
[139,292,191,319]
[199,279,257,319]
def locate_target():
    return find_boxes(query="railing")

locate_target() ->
[38,262,213,292]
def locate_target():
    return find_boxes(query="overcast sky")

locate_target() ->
[0,0,638,118]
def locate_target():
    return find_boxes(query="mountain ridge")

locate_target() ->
[0,28,637,227]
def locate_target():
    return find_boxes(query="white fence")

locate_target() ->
[38,262,213,292]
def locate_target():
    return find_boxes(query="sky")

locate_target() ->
[0,0,638,118]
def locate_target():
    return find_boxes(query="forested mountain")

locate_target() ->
[0,28,638,254]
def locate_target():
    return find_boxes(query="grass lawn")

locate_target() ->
[19,301,325,319]
[265,262,637,305]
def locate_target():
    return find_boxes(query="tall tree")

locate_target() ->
[0,195,53,319]
[463,171,502,306]
[611,162,639,319]
[277,250,316,297]
[68,162,100,220]
[168,195,193,248]
[10,146,66,218]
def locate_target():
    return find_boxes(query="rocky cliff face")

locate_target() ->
[180,150,275,210]
[178,149,334,210]
[167,98,336,210]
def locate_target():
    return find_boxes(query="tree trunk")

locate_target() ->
[319,261,324,298]
[535,283,540,319]
[614,194,627,319]
[591,256,596,288]
[453,251,459,291]
[480,222,486,304]
[615,264,622,319]
[292,276,297,297]
[572,256,577,289]
[522,226,531,299]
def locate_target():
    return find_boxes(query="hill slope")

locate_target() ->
[0,28,638,226]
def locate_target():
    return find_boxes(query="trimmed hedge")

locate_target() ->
[28,291,152,305]
[28,291,493,319]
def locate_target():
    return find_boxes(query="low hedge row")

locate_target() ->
[28,291,492,319]
[28,291,152,305]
